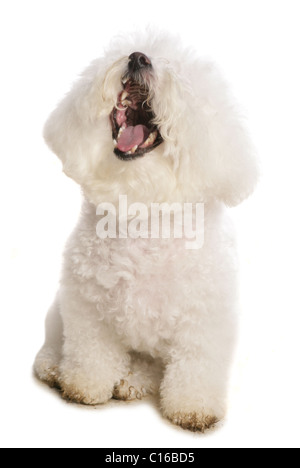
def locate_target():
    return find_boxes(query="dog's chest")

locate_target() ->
[68,234,199,353]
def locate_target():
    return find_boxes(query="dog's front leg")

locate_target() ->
[160,308,236,432]
[58,288,129,405]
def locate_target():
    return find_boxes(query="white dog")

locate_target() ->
[34,31,258,432]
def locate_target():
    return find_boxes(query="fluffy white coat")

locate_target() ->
[34,30,258,432]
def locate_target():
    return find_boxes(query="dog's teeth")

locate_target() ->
[122,76,129,84]
[121,91,131,106]
[121,91,129,103]
[147,133,154,144]
[149,132,156,144]
[126,145,138,155]
[143,131,157,147]
[118,126,125,139]
[113,139,117,147]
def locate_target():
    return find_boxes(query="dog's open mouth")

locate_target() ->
[110,79,163,160]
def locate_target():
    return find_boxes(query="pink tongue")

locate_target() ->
[117,125,149,152]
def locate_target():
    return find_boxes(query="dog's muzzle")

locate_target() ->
[109,52,163,161]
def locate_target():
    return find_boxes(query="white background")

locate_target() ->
[1,0,299,449]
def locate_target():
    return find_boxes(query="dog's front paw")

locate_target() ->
[161,387,224,433]
[166,411,218,433]
[59,366,113,405]
[34,349,60,388]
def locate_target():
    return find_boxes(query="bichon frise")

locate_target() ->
[34,31,258,432]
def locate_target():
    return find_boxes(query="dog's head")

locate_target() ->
[44,31,258,206]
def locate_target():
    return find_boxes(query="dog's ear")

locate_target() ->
[196,64,259,207]
[44,87,87,184]
[43,59,117,185]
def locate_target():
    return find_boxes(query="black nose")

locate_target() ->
[128,52,152,72]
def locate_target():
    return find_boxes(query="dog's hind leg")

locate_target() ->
[34,294,63,388]
[113,352,163,401]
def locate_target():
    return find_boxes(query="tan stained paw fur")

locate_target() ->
[58,374,113,405]
[113,378,147,401]
[61,387,94,405]
[168,412,218,433]
[40,366,60,388]
[34,358,60,389]
[59,382,112,405]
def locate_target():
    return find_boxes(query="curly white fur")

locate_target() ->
[34,30,258,432]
